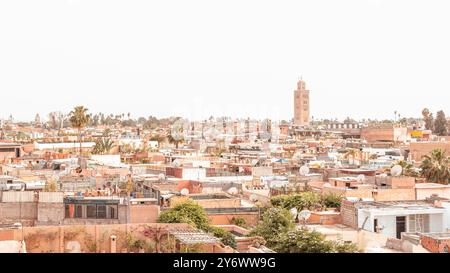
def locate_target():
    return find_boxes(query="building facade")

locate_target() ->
[293,79,310,126]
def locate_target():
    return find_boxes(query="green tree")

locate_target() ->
[158,200,210,230]
[343,148,360,165]
[158,200,236,248]
[394,160,417,177]
[93,138,115,155]
[271,192,322,211]
[69,106,91,156]
[103,128,112,137]
[434,110,448,136]
[422,108,434,131]
[250,208,294,247]
[230,217,247,228]
[150,134,167,143]
[207,226,236,249]
[167,134,183,149]
[321,193,342,209]
[272,228,358,253]
[420,149,450,184]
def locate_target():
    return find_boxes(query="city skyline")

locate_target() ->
[1,0,450,121]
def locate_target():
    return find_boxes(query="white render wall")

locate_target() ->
[429,213,444,232]
[357,207,446,238]
[441,202,450,231]
[182,168,206,180]
[375,215,397,238]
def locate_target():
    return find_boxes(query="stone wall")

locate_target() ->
[1,223,191,253]
[0,202,37,226]
[373,188,415,201]
[341,200,358,229]
[420,234,450,253]
[207,212,259,227]
[129,205,159,223]
[409,141,450,162]
[37,203,65,225]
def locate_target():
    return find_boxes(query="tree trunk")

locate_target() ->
[79,128,82,156]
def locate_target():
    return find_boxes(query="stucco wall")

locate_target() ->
[1,223,192,253]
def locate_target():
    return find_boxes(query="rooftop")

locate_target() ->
[415,183,450,189]
[420,232,450,240]
[169,228,220,245]
[356,200,444,214]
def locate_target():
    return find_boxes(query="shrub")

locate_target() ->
[321,193,342,209]
[230,217,247,227]
[207,226,237,249]
[157,200,210,230]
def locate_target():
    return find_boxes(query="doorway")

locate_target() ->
[396,216,406,239]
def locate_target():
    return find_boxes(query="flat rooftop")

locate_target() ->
[421,232,450,240]
[415,183,450,189]
[190,194,234,200]
[356,201,444,214]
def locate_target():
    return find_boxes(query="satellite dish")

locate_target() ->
[172,159,181,167]
[251,159,259,166]
[391,165,403,177]
[250,194,258,202]
[228,187,238,195]
[158,173,166,181]
[298,210,312,221]
[289,207,298,218]
[180,188,189,196]
[299,166,310,176]
[356,174,365,183]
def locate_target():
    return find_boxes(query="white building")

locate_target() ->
[356,201,448,239]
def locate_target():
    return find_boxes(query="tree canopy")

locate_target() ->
[270,191,342,211]
[420,149,450,184]
[158,200,236,248]
[250,207,358,253]
[434,110,448,136]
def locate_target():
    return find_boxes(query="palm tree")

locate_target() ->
[103,128,112,137]
[69,106,91,156]
[420,149,450,184]
[167,134,183,149]
[93,138,115,155]
[395,160,417,177]
[344,149,360,166]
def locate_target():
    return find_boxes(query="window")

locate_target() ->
[86,205,97,218]
[75,205,83,218]
[409,214,430,233]
[65,205,70,218]
[97,205,107,219]
[109,206,117,219]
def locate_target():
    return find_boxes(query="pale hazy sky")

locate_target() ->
[1,0,449,122]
